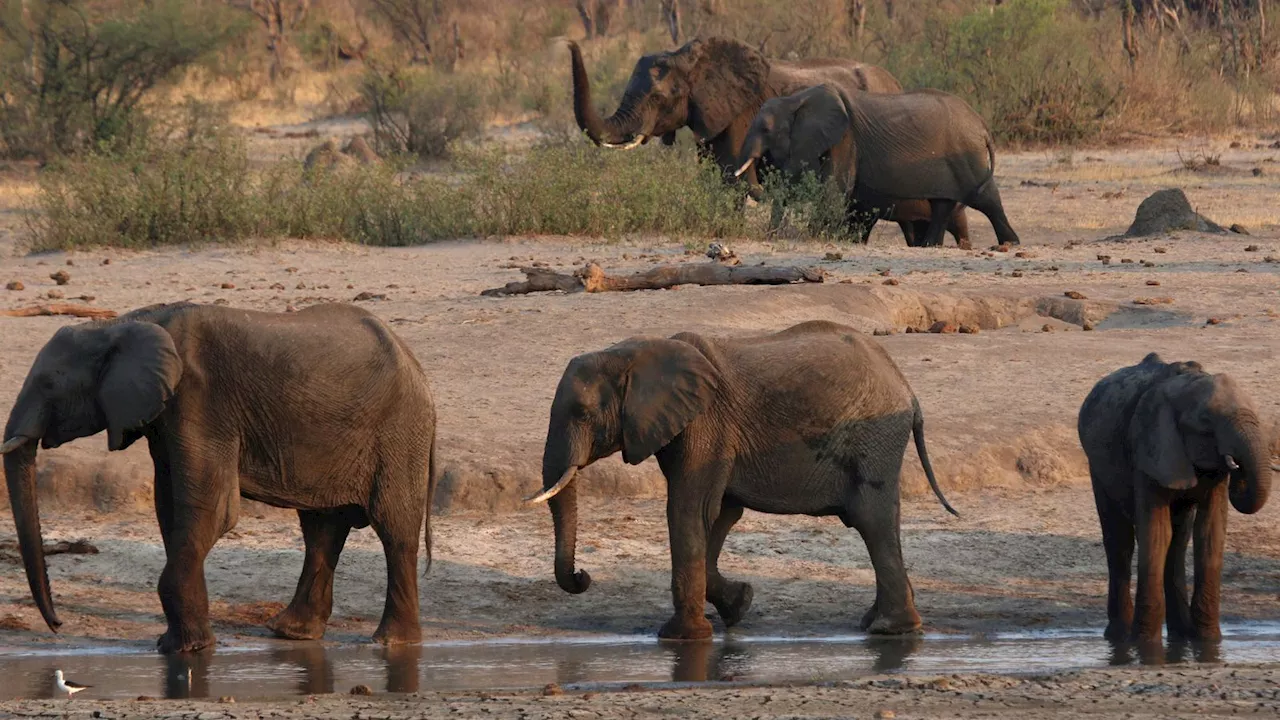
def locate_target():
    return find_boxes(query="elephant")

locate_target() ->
[1,302,437,654]
[1078,353,1274,645]
[736,84,1020,248]
[568,36,900,191]
[527,320,957,641]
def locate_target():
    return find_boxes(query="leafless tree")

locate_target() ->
[225,0,311,80]
[368,0,444,64]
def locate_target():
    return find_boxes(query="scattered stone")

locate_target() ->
[1230,140,1242,148]
[1234,225,1253,236]
[875,711,897,719]
[1252,167,1264,176]
[213,298,229,305]
[992,244,1011,253]
[1014,251,1036,258]
[882,278,899,286]
[1010,270,1024,277]
[1133,297,1174,305]
[46,289,64,299]
[1147,280,1161,286]
[270,283,285,290]
[44,539,98,555]
[1120,258,1134,264]
[1082,322,1094,331]
[1141,260,1156,267]
[1064,291,1087,299]
[286,266,299,273]
[296,282,307,289]
[1122,188,1226,236]
[1206,317,1222,325]
[5,281,23,291]
[959,324,979,334]
[349,685,373,696]
[823,251,843,261]
[65,259,74,266]
[220,282,235,289]
[928,321,957,334]
[873,328,895,336]
[50,270,70,285]
[353,291,387,301]
[286,304,298,312]
[1153,247,1167,253]
[542,683,564,696]
[878,269,892,276]
[1042,324,1053,332]
[101,258,111,265]
[1266,256,1280,263]
[218,696,236,704]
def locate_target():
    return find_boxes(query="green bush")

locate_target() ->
[360,63,490,159]
[758,170,869,243]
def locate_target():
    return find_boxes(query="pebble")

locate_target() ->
[5,280,22,291]
[50,270,71,285]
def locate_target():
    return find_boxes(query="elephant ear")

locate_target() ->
[98,322,183,451]
[1132,381,1196,490]
[682,37,769,137]
[618,338,719,465]
[789,85,852,176]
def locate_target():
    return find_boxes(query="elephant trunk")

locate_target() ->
[569,40,644,148]
[543,463,591,594]
[4,439,60,631]
[1223,420,1271,515]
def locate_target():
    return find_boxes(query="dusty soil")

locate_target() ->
[1,131,1279,712]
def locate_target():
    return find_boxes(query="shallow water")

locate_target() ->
[3,623,1280,700]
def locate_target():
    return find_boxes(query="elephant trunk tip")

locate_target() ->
[556,568,592,595]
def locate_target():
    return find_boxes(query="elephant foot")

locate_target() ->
[1192,623,1223,643]
[157,624,216,655]
[711,582,754,628]
[862,604,922,636]
[373,616,422,645]
[658,613,714,641]
[859,602,879,632]
[957,239,972,250]
[267,607,329,641]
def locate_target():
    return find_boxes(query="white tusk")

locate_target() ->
[0,436,28,454]
[603,135,647,150]
[1271,463,1280,473]
[734,158,755,178]
[1226,455,1240,471]
[525,466,578,504]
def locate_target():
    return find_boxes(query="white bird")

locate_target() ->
[54,669,91,698]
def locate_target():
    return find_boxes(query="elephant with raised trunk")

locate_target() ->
[737,84,1020,248]
[528,320,957,641]
[1079,353,1275,644]
[2,302,437,654]
[568,36,899,190]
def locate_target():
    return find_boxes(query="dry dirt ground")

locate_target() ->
[1,131,1279,716]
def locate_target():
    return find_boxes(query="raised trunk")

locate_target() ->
[1224,422,1271,514]
[568,40,639,146]
[5,443,60,630]
[548,475,591,594]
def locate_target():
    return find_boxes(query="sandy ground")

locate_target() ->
[1,132,1280,713]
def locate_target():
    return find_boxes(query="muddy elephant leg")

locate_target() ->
[1164,502,1195,640]
[1191,482,1228,641]
[368,467,427,644]
[948,207,972,250]
[268,510,353,640]
[921,200,956,248]
[705,501,752,628]
[846,462,921,635]
[967,183,1020,246]
[1132,484,1172,643]
[660,482,717,641]
[1093,481,1134,641]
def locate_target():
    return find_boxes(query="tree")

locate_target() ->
[368,0,441,64]
[224,0,310,80]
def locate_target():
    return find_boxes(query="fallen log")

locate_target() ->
[481,261,824,297]
[0,303,117,319]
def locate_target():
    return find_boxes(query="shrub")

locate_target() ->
[360,63,490,159]
[759,170,864,242]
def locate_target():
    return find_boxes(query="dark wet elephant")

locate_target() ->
[2,302,437,653]
[738,84,1020,248]
[528,320,956,641]
[1079,353,1274,644]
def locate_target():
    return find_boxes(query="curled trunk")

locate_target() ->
[1224,423,1271,514]
[548,479,591,594]
[5,443,60,630]
[568,40,639,146]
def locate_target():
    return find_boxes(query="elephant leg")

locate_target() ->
[1093,480,1135,642]
[921,200,957,248]
[1191,482,1228,641]
[966,183,1021,246]
[845,463,920,635]
[705,501,752,628]
[896,220,917,247]
[1132,485,1172,643]
[948,207,972,250]
[268,509,353,640]
[909,220,931,247]
[155,471,236,654]
[368,469,427,645]
[660,483,717,641]
[1164,501,1195,640]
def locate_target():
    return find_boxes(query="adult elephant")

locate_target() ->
[567,36,900,191]
[2,302,437,653]
[1079,353,1274,644]
[527,320,957,640]
[736,84,1020,248]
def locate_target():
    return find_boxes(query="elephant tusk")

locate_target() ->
[1272,463,1280,473]
[0,436,28,454]
[734,158,755,178]
[525,466,578,504]
[603,135,647,150]
[1226,455,1240,471]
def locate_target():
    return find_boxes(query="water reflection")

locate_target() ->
[163,651,212,699]
[1107,638,1222,667]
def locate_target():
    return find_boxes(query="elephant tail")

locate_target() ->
[424,431,438,576]
[912,397,959,517]
[959,135,997,210]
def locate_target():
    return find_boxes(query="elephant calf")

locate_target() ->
[528,320,956,640]
[1079,353,1272,644]
[2,302,437,653]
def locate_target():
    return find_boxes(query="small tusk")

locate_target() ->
[1271,463,1280,473]
[603,135,647,150]
[0,436,28,454]
[525,466,578,504]
[734,158,755,178]
[1226,455,1240,471]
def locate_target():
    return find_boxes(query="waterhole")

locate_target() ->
[4,622,1280,700]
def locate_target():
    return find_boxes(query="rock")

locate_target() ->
[349,685,373,696]
[882,278,899,286]
[1010,270,1024,277]
[959,324,979,334]
[1064,291,1087,300]
[1153,247,1167,253]
[1133,297,1174,305]
[1082,322,1094,331]
[1206,317,1222,325]
[5,280,22,291]
[196,713,224,720]
[823,251,843,261]
[1141,260,1156,267]
[928,321,957,334]
[218,696,235,704]
[1042,324,1053,332]
[1014,251,1035,258]
[65,259,74,266]
[1252,167,1264,176]
[873,328,892,336]
[542,683,564,696]
[1120,258,1133,263]
[1146,280,1161,286]
[270,283,285,290]
[876,711,897,719]
[50,270,70,285]
[220,282,235,289]
[353,291,387,301]
[1123,188,1226,236]
[992,244,1011,253]
[101,258,111,265]
[46,289,64,299]
[1234,225,1253,236]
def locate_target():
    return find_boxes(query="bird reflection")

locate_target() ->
[163,651,212,699]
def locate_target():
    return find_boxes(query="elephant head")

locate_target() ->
[1132,367,1271,514]
[736,84,852,183]
[3,319,183,631]
[526,338,718,594]
[569,37,769,148]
